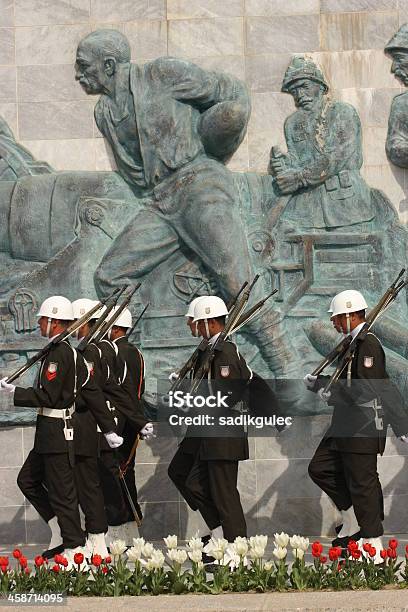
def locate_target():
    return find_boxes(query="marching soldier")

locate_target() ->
[304,290,408,562]
[72,298,120,557]
[0,296,121,566]
[168,296,252,543]
[108,307,153,527]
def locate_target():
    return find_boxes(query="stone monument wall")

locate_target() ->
[1,0,408,548]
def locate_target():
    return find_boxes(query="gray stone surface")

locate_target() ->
[168,17,244,57]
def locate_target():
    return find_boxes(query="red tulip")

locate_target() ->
[52,564,60,573]
[380,549,387,560]
[105,555,112,564]
[74,552,84,565]
[102,566,108,574]
[19,556,28,569]
[92,554,102,567]
[329,546,341,561]
[54,554,63,564]
[311,541,323,557]
[368,546,376,558]
[0,556,8,566]
[320,555,327,564]
[12,549,22,559]
[24,567,30,575]
[34,556,45,567]
[351,549,361,560]
[387,548,397,559]
[388,538,398,550]
[0,565,8,574]
[363,543,371,553]
[347,540,358,552]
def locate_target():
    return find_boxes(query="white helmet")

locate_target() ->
[109,306,132,329]
[37,296,74,321]
[72,298,100,319]
[193,296,228,322]
[185,296,208,318]
[328,290,368,318]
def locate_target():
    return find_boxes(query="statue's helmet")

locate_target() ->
[385,24,408,55]
[281,56,329,93]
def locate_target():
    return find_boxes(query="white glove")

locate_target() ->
[104,431,123,449]
[140,422,155,440]
[168,371,179,383]
[400,435,408,443]
[318,388,331,403]
[303,373,317,390]
[0,377,15,394]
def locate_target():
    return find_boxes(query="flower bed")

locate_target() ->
[1,534,408,596]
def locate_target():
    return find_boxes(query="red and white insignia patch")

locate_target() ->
[363,356,374,368]
[86,361,95,377]
[220,366,230,378]
[45,362,58,381]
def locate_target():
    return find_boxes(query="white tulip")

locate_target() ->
[109,539,127,557]
[132,537,145,548]
[249,545,266,560]
[188,549,203,563]
[142,542,154,557]
[167,549,187,565]
[164,535,178,550]
[273,546,287,560]
[293,548,305,560]
[290,535,309,551]
[188,537,204,551]
[149,549,165,569]
[127,546,142,563]
[249,535,268,550]
[203,537,228,556]
[232,536,249,557]
[274,532,289,548]
[211,549,224,561]
[264,561,273,571]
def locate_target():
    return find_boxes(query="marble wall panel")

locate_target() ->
[246,15,320,55]
[14,0,90,27]
[167,0,244,20]
[168,17,244,58]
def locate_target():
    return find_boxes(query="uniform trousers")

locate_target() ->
[308,437,384,538]
[168,445,247,542]
[17,450,85,549]
[74,455,108,534]
[98,449,128,526]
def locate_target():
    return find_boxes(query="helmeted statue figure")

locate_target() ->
[385,24,408,168]
[74,29,300,379]
[269,56,392,231]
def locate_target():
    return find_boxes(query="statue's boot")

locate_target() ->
[245,308,305,414]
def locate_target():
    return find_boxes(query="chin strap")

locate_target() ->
[204,319,210,339]
[46,318,52,338]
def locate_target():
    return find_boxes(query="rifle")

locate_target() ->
[92,283,141,344]
[226,289,278,336]
[126,303,149,339]
[170,282,250,393]
[5,288,121,384]
[77,285,127,353]
[189,275,259,394]
[119,434,142,527]
[320,269,408,394]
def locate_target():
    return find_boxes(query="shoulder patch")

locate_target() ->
[220,365,230,378]
[363,356,374,368]
[45,362,58,381]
